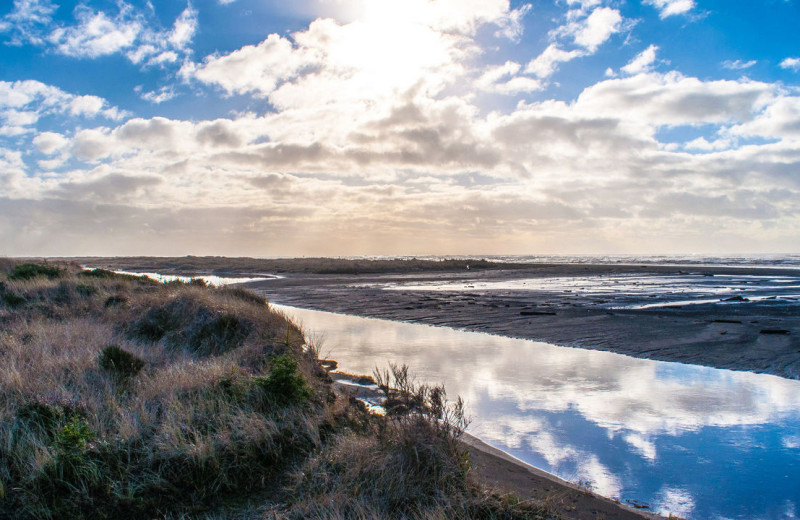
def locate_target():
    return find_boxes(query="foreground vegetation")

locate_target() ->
[0,260,553,519]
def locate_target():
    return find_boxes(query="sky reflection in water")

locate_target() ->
[274,305,800,520]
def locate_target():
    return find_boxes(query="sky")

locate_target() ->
[1,0,799,257]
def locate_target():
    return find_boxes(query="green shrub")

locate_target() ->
[8,263,64,281]
[185,313,251,356]
[75,283,97,297]
[1,291,26,308]
[254,355,312,405]
[129,305,182,342]
[54,415,95,455]
[104,295,127,307]
[99,345,144,380]
[16,401,61,435]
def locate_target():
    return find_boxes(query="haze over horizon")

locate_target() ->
[1,0,799,257]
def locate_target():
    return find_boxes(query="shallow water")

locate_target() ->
[111,270,280,286]
[274,304,800,520]
[381,272,800,309]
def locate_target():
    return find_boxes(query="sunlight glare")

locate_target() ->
[329,0,455,96]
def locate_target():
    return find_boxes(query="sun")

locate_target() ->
[325,0,456,96]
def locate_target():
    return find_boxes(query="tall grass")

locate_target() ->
[0,262,553,519]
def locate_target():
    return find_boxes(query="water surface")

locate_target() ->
[274,304,800,520]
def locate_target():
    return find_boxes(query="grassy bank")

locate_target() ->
[0,260,553,519]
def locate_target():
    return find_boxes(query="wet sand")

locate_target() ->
[247,264,800,380]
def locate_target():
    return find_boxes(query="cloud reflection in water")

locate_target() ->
[275,305,800,519]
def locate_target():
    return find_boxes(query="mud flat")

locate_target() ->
[243,263,800,380]
[76,257,800,379]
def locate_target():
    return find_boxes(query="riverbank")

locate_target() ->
[72,257,800,379]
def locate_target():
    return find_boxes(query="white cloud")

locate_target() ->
[33,132,68,154]
[683,136,734,152]
[525,44,585,79]
[138,86,176,104]
[567,7,623,52]
[0,0,58,45]
[722,59,757,71]
[644,0,696,19]
[494,4,531,41]
[477,61,543,95]
[780,57,800,72]
[187,33,317,97]
[621,45,659,75]
[49,8,141,58]
[566,0,602,8]
[2,1,198,67]
[168,5,197,49]
[528,6,625,81]
[575,72,772,127]
[69,95,106,117]
[3,3,800,255]
[729,96,800,139]
[0,80,125,138]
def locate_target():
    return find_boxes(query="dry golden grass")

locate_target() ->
[0,261,554,520]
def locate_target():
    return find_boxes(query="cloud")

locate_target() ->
[137,86,176,104]
[2,1,197,67]
[0,0,58,45]
[729,96,800,139]
[186,33,317,97]
[168,4,197,49]
[525,44,585,79]
[526,6,625,81]
[722,59,757,71]
[186,1,505,116]
[780,57,800,72]
[476,61,542,95]
[644,0,696,19]
[493,4,531,41]
[33,131,68,154]
[621,45,659,75]
[0,80,125,136]
[564,7,623,52]
[574,72,772,127]
[2,3,800,256]
[48,6,140,58]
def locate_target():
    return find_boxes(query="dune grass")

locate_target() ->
[0,262,553,519]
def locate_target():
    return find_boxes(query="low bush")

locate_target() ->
[104,295,127,307]
[184,313,251,356]
[99,345,145,380]
[253,355,313,405]
[129,302,184,342]
[1,291,26,308]
[75,283,97,297]
[8,263,64,281]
